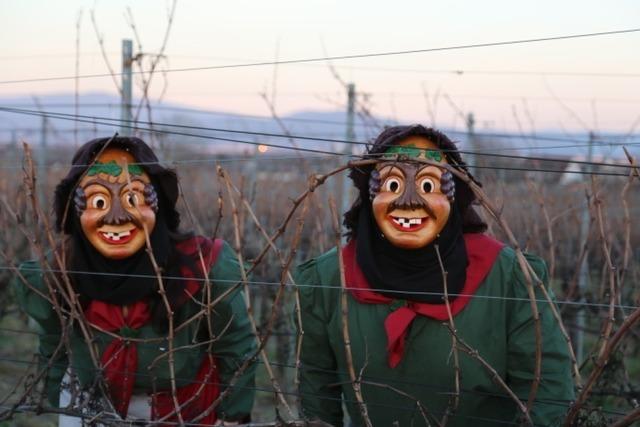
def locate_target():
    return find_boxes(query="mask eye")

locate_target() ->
[90,195,109,210]
[125,192,139,208]
[383,177,403,194]
[419,177,436,193]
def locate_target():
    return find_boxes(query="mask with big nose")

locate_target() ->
[75,148,159,260]
[369,136,455,249]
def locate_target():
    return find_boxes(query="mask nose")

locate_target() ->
[388,186,437,220]
[390,192,426,211]
[99,198,137,226]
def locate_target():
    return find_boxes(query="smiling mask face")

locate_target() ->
[371,136,451,249]
[75,148,158,259]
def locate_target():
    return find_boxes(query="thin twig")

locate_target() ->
[328,197,373,427]
[526,179,556,280]
[360,380,441,427]
[74,8,83,148]
[444,325,533,426]
[434,243,460,425]
[90,8,122,95]
[217,166,293,418]
[563,306,640,426]
[608,407,640,427]
[590,177,617,362]
[124,160,184,426]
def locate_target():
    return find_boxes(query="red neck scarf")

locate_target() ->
[344,233,504,368]
[84,237,223,424]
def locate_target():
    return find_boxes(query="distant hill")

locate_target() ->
[0,92,637,160]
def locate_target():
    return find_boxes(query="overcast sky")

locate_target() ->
[1,0,639,132]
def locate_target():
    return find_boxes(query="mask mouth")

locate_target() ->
[388,215,428,232]
[98,227,138,244]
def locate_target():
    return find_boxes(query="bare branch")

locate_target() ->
[329,197,373,427]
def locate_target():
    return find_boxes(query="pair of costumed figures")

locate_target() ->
[13,125,574,426]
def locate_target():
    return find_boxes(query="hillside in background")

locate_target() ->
[0,92,637,161]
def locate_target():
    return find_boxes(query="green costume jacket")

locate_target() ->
[295,234,574,427]
[13,238,256,421]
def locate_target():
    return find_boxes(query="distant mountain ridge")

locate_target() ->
[0,92,636,159]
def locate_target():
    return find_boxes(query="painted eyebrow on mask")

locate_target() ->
[117,179,146,194]
[415,165,442,179]
[80,179,109,192]
[81,177,146,192]
[377,164,406,177]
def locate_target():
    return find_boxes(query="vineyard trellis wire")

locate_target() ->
[1,10,640,424]
[0,133,637,426]
[2,26,639,85]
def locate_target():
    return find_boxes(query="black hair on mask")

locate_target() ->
[343,124,487,239]
[54,136,180,234]
[53,136,197,331]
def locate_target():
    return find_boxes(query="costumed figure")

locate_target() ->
[13,136,256,426]
[296,125,574,426]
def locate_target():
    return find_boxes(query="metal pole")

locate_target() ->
[11,130,17,161]
[120,39,133,136]
[11,130,18,183]
[465,112,476,170]
[575,131,594,364]
[341,83,356,242]
[39,116,48,207]
[345,83,356,143]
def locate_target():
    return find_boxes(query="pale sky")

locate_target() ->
[1,0,639,132]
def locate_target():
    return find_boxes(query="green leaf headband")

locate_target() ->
[87,160,144,177]
[382,144,443,162]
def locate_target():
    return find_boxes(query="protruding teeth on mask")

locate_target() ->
[392,217,423,227]
[102,230,132,241]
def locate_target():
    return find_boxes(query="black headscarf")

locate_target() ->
[355,202,468,303]
[346,125,482,303]
[344,124,486,239]
[54,136,193,327]
[68,211,172,306]
[54,136,180,235]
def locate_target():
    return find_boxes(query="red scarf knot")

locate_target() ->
[83,237,224,423]
[344,233,504,368]
[85,300,150,417]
